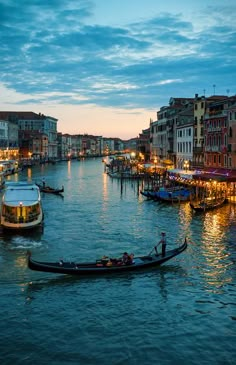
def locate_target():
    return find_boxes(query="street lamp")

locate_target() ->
[154,157,157,173]
[183,160,189,172]
[130,152,136,160]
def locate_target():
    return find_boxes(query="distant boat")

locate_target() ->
[0,182,44,230]
[36,183,64,195]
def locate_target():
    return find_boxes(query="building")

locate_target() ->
[176,105,194,169]
[0,111,58,159]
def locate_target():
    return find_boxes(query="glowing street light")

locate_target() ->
[183,160,189,172]
[130,152,136,159]
[154,156,157,173]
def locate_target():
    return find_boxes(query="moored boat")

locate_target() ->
[28,238,187,276]
[158,187,192,202]
[0,182,44,230]
[190,197,227,212]
[141,186,192,202]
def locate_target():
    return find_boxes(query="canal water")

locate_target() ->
[0,158,235,365]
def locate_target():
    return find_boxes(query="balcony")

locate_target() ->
[193,147,204,153]
[205,146,221,152]
[205,110,227,118]
[206,127,222,132]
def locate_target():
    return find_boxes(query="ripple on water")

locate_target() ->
[0,161,235,364]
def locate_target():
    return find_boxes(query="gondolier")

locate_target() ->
[155,232,167,256]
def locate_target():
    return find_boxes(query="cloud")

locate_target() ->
[0,0,235,137]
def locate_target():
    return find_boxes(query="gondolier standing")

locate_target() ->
[155,232,167,256]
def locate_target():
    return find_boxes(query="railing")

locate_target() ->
[205,146,221,152]
[193,147,204,153]
[206,127,222,132]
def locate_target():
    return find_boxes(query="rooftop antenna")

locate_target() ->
[226,89,230,96]
[213,84,216,95]
[203,89,206,96]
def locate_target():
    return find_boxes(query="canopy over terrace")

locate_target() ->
[168,168,197,181]
[192,168,236,182]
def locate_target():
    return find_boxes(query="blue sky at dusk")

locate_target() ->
[0,0,235,138]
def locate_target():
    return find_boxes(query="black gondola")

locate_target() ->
[36,183,64,195]
[190,197,227,212]
[27,239,187,276]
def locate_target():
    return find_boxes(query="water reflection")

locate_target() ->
[197,208,233,291]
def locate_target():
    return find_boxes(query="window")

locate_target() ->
[224,134,227,146]
[224,155,227,166]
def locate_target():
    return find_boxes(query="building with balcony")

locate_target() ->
[193,94,228,170]
[176,105,194,169]
[204,98,232,168]
[0,111,58,159]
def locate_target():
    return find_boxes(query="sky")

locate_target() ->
[0,0,236,139]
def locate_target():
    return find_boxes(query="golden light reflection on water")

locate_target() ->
[27,167,32,180]
[179,203,193,229]
[67,160,71,177]
[102,171,108,208]
[197,208,233,291]
[15,255,27,269]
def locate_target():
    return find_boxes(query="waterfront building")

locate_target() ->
[8,121,19,158]
[0,119,19,160]
[153,97,193,166]
[204,98,231,168]
[156,105,168,164]
[18,112,58,159]
[150,118,158,160]
[19,130,48,160]
[137,127,150,161]
[0,119,9,154]
[192,94,228,170]
[176,105,194,170]
[0,111,58,160]
[228,97,236,168]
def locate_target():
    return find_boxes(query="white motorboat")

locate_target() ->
[0,182,44,230]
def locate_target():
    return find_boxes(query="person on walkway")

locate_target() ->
[155,232,167,256]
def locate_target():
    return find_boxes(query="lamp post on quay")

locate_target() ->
[154,157,158,174]
[184,160,189,172]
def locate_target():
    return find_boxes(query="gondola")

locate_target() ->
[190,197,227,212]
[36,183,64,195]
[27,239,187,276]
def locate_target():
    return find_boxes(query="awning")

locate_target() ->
[192,168,236,182]
[163,159,173,165]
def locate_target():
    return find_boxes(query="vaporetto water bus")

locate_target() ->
[0,182,44,230]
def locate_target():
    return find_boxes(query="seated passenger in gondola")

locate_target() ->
[122,252,134,265]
